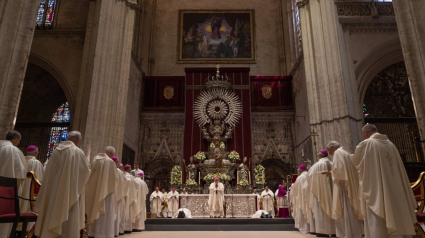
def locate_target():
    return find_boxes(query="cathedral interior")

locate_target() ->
[2,0,425,195]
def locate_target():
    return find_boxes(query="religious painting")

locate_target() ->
[178,10,255,64]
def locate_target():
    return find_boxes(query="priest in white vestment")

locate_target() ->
[252,189,261,210]
[115,163,128,236]
[307,150,336,237]
[150,187,164,218]
[167,187,179,218]
[275,183,289,217]
[123,164,137,233]
[0,131,27,238]
[292,165,310,234]
[351,124,417,238]
[21,145,45,232]
[181,188,188,195]
[34,131,91,238]
[131,162,144,177]
[161,188,169,218]
[326,141,363,238]
[261,186,275,217]
[208,176,225,218]
[132,173,148,231]
[85,152,119,238]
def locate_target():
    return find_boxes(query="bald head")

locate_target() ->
[362,124,378,139]
[68,131,82,147]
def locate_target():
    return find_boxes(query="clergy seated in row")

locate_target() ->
[307,150,336,237]
[132,173,149,231]
[350,124,417,238]
[20,145,45,232]
[291,165,310,235]
[168,187,179,218]
[0,131,28,238]
[150,187,164,218]
[208,176,225,218]
[275,182,289,218]
[261,186,275,217]
[161,188,169,218]
[34,131,91,238]
[85,150,118,238]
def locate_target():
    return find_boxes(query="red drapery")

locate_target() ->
[184,67,252,183]
[143,76,185,109]
[250,75,293,110]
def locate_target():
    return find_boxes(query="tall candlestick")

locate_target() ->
[198,172,200,185]
[188,172,191,182]
[181,171,182,184]
[249,172,251,185]
[237,171,239,184]
[302,149,304,157]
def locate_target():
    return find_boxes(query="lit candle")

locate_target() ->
[302,149,305,157]
[198,172,200,185]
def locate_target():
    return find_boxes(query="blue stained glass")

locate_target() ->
[51,102,70,123]
[44,0,56,27]
[47,102,70,158]
[36,0,46,27]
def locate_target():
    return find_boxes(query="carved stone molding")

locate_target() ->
[336,2,394,17]
[34,29,86,37]
[342,23,398,34]
[297,0,310,9]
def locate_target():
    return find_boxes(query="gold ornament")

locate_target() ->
[262,85,272,99]
[164,86,174,100]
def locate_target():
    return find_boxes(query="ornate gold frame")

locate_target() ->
[177,9,256,64]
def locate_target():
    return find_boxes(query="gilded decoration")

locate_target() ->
[261,85,272,99]
[164,86,174,100]
[336,2,394,17]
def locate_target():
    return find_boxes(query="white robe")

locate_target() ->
[132,177,148,230]
[162,192,169,217]
[85,153,118,238]
[150,191,164,215]
[253,193,261,211]
[307,157,335,235]
[331,148,363,238]
[20,156,44,231]
[292,171,309,234]
[0,140,27,238]
[208,182,225,217]
[115,169,127,236]
[124,172,137,231]
[351,133,417,237]
[34,141,90,238]
[261,190,275,217]
[167,191,179,216]
[275,189,288,209]
[119,170,129,234]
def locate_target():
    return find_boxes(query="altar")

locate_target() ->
[179,194,257,218]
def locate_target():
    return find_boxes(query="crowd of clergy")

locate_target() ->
[0,130,149,238]
[290,124,417,238]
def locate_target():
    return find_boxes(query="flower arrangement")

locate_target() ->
[194,151,206,162]
[238,178,249,186]
[227,150,240,162]
[170,165,182,186]
[203,172,232,181]
[209,142,226,149]
[186,178,197,186]
[254,164,266,185]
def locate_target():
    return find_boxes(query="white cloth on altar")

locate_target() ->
[0,140,27,238]
[133,178,148,230]
[87,193,115,238]
[261,189,275,217]
[167,191,179,217]
[34,141,90,238]
[208,182,225,217]
[85,153,118,225]
[150,191,164,216]
[351,133,417,236]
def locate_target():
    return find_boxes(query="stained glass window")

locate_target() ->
[48,102,70,158]
[363,104,370,118]
[36,0,57,28]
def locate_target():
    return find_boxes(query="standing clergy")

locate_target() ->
[85,150,119,238]
[253,189,261,210]
[132,173,149,231]
[307,150,336,237]
[326,141,363,238]
[21,145,45,232]
[161,188,169,218]
[351,124,417,238]
[150,187,164,218]
[275,182,289,218]
[208,176,225,218]
[0,131,27,238]
[115,161,128,236]
[167,187,180,218]
[292,165,310,234]
[131,162,144,177]
[34,131,91,238]
[123,164,137,233]
[261,186,275,217]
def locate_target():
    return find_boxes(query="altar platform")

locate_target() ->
[145,218,296,231]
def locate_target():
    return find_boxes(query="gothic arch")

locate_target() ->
[28,53,75,117]
[356,39,405,107]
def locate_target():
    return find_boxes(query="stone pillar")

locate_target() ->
[393,0,425,154]
[73,0,137,162]
[297,0,363,156]
[0,0,38,138]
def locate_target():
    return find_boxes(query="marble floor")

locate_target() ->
[123,231,314,238]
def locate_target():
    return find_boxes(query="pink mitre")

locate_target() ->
[299,164,307,170]
[26,145,37,152]
[214,176,219,180]
[265,186,269,189]
[111,156,118,161]
[320,149,328,156]
[124,164,131,170]
[138,173,144,177]
[172,187,176,189]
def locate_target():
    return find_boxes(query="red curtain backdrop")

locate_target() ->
[250,75,293,110]
[143,76,185,109]
[184,67,252,182]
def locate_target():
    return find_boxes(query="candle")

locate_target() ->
[249,172,251,184]
[189,172,191,182]
[198,172,201,185]
[237,171,239,183]
[180,171,182,184]
[302,149,304,157]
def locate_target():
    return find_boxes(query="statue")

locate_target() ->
[238,157,249,182]
[214,148,223,172]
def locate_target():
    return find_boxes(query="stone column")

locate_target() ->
[73,0,137,162]
[393,0,425,154]
[297,0,363,155]
[0,0,38,138]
